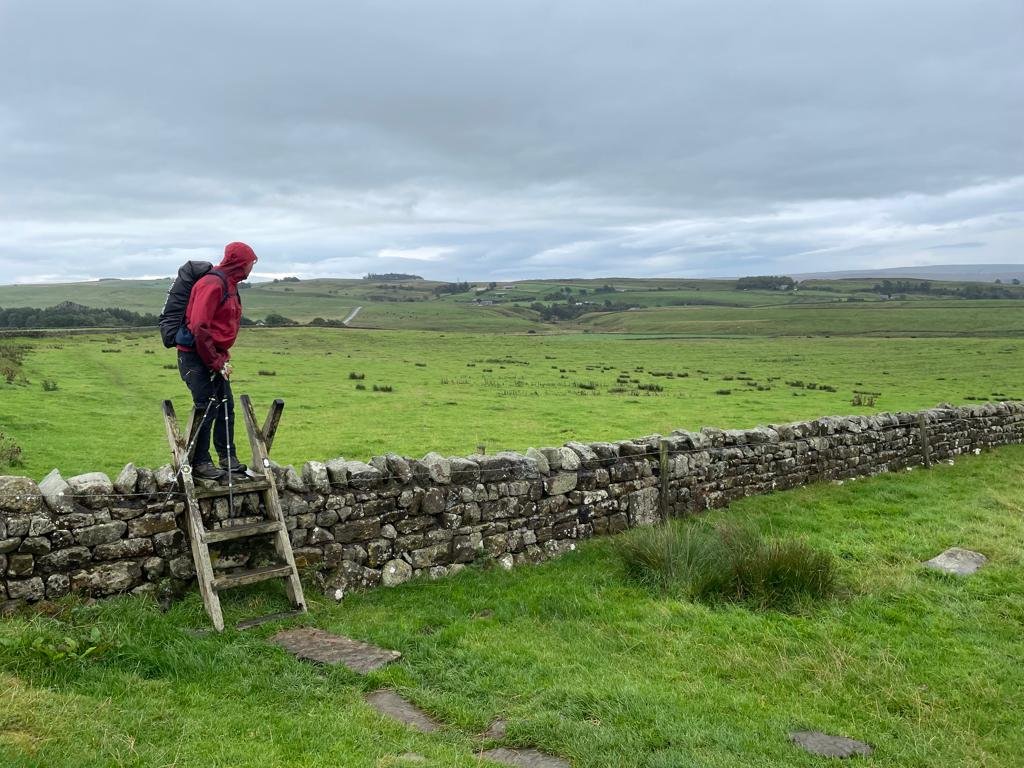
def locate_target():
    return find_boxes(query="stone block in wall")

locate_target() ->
[110,504,145,521]
[628,487,659,527]
[470,452,539,482]
[0,476,42,516]
[135,467,157,495]
[93,538,154,560]
[544,472,577,495]
[420,488,445,515]
[325,457,349,486]
[539,447,563,471]
[554,446,580,471]
[615,440,651,457]
[168,555,195,579]
[333,518,381,544]
[366,538,393,567]
[7,553,34,577]
[153,529,185,558]
[410,543,449,568]
[39,470,74,514]
[46,573,70,599]
[19,536,50,556]
[114,463,138,495]
[75,521,127,547]
[384,454,413,483]
[419,452,452,484]
[7,577,44,602]
[525,447,550,475]
[35,546,91,574]
[340,461,382,490]
[66,472,113,510]
[128,512,177,538]
[450,457,480,484]
[452,532,483,563]
[71,561,142,596]
[589,442,620,462]
[282,465,305,493]
[155,464,177,491]
[381,558,412,587]
[397,490,420,511]
[0,537,21,555]
[302,461,331,494]
[565,442,599,469]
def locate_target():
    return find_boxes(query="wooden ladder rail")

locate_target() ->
[162,399,225,631]
[239,395,306,614]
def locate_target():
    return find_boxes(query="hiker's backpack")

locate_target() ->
[158,261,232,348]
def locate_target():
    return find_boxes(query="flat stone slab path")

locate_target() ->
[365,690,442,733]
[270,628,401,673]
[480,748,571,767]
[924,547,987,575]
[790,731,873,758]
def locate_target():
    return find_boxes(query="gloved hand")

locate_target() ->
[219,361,233,379]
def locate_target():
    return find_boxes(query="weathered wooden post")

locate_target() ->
[659,438,670,521]
[917,413,932,468]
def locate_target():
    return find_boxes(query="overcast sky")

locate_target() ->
[1,1,1021,284]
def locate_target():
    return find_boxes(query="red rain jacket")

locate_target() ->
[178,242,257,372]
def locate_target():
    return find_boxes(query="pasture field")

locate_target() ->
[4,275,1020,332]
[2,446,1022,767]
[1,328,1021,480]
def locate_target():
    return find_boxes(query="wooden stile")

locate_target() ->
[162,394,306,631]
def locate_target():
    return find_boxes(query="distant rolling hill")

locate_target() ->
[793,264,1024,283]
[2,271,1023,335]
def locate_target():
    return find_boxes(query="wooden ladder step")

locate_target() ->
[204,520,284,544]
[213,564,294,591]
[195,477,272,499]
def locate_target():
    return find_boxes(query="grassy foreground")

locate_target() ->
[3,329,1023,479]
[2,446,1022,767]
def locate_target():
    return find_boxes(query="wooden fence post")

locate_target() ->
[917,413,932,468]
[659,438,670,521]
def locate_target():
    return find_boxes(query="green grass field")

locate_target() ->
[1,329,1021,480]
[4,275,1020,332]
[2,446,1022,767]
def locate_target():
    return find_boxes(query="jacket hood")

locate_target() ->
[217,242,258,283]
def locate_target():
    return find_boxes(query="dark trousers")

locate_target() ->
[177,350,238,466]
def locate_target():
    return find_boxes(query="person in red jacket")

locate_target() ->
[176,242,258,480]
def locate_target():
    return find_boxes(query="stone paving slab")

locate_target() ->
[481,747,570,767]
[790,730,873,758]
[924,547,987,575]
[270,627,400,673]
[365,690,441,733]
[482,718,508,740]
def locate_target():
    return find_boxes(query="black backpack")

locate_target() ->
[158,261,232,348]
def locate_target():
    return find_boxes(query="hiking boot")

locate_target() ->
[193,462,227,481]
[219,456,248,474]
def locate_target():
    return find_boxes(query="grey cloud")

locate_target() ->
[0,0,1021,283]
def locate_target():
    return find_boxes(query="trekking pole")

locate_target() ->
[221,374,235,514]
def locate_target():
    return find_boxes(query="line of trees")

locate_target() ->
[735,276,795,290]
[364,273,423,281]
[0,302,158,329]
[872,279,1024,299]
[529,299,637,321]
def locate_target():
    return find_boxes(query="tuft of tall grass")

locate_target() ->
[618,520,837,610]
[617,522,731,599]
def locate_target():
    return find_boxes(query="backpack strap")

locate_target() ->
[207,270,236,306]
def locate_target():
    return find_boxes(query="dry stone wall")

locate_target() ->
[1,402,1022,610]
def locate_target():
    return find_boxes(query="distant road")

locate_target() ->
[342,306,362,326]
